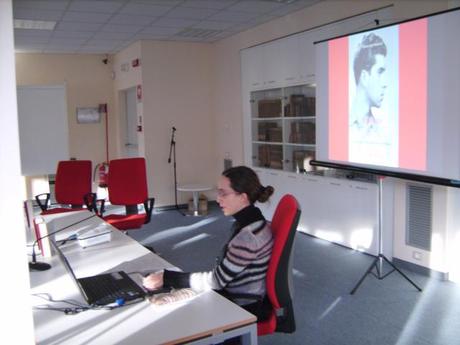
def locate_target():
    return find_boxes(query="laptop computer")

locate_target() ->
[51,240,147,306]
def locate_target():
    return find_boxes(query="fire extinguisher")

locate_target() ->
[95,162,109,188]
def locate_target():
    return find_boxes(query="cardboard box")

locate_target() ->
[267,127,282,142]
[289,122,315,144]
[258,145,271,167]
[258,99,282,117]
[258,122,278,141]
[285,95,316,117]
[258,145,283,169]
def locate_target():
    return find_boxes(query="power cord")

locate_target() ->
[32,293,144,315]
[27,235,77,258]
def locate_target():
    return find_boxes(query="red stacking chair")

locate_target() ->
[101,157,154,231]
[35,160,93,215]
[258,194,301,336]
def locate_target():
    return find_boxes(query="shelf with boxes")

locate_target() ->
[250,84,316,173]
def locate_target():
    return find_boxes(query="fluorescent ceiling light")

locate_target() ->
[176,28,222,39]
[261,0,298,3]
[14,19,56,30]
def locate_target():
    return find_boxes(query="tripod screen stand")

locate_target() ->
[350,176,422,294]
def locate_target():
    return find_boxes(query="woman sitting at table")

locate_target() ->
[143,165,274,320]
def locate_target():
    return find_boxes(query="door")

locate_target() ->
[124,86,138,157]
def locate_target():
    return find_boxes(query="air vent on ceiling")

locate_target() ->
[175,28,222,39]
[406,183,432,251]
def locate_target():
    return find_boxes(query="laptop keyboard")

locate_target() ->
[78,271,145,306]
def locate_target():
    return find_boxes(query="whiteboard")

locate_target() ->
[17,85,69,175]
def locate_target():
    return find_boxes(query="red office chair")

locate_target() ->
[100,157,154,231]
[35,160,93,215]
[258,194,300,336]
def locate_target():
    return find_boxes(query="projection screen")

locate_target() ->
[315,7,460,184]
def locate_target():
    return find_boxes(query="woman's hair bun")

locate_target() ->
[257,185,274,203]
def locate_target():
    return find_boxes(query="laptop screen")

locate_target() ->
[50,239,146,306]
[50,239,92,303]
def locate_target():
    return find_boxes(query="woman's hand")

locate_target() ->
[142,271,164,291]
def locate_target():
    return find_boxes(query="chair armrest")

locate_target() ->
[143,197,155,223]
[35,193,50,212]
[98,199,106,216]
[221,292,264,303]
[83,193,105,216]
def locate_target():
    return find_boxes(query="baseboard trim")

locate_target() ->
[155,203,188,212]
[393,257,449,281]
[155,201,219,212]
[297,230,376,257]
[297,230,448,281]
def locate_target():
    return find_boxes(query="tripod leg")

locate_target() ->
[381,255,422,292]
[350,255,379,295]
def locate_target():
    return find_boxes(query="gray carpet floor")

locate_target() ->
[130,204,460,345]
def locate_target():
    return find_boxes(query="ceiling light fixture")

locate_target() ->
[14,19,56,30]
[261,0,298,3]
[176,28,222,39]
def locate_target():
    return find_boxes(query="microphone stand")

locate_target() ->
[168,127,184,215]
[29,214,97,271]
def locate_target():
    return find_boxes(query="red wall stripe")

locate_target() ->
[399,18,427,170]
[328,37,349,161]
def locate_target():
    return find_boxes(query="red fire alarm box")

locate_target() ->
[136,85,142,101]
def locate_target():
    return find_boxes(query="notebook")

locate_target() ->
[51,240,146,306]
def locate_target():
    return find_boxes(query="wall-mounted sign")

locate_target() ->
[76,107,101,124]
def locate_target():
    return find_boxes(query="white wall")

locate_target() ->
[393,181,460,282]
[393,181,449,274]
[16,53,116,169]
[446,187,460,282]
[0,0,35,343]
[141,41,216,206]
[113,41,216,207]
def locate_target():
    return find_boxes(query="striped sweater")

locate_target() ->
[163,205,274,303]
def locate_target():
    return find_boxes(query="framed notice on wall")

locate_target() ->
[77,107,101,124]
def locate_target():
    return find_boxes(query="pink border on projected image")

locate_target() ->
[399,18,427,171]
[328,37,348,161]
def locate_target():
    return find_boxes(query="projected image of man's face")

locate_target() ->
[365,54,387,108]
[328,16,431,171]
[351,32,388,117]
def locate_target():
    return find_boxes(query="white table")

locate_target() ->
[29,212,257,345]
[177,184,213,216]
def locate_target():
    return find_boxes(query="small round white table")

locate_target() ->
[177,184,213,216]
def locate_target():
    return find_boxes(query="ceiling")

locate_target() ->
[13,0,322,55]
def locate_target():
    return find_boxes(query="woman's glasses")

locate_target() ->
[217,189,239,198]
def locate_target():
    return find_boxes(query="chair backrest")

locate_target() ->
[266,194,300,333]
[108,157,148,205]
[54,160,92,206]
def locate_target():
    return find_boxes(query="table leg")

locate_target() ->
[186,323,257,344]
[192,191,199,216]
